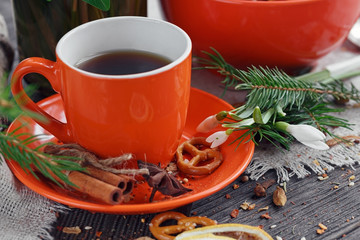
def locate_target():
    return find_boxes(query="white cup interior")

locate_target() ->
[56,16,191,78]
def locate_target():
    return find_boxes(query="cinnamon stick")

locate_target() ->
[121,175,134,195]
[43,144,139,204]
[68,171,123,205]
[85,165,134,195]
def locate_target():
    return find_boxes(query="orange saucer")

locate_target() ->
[6,88,254,214]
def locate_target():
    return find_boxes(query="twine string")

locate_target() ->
[44,143,149,175]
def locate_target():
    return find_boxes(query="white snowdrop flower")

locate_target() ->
[196,111,228,133]
[275,121,329,150]
[206,129,233,148]
[196,115,219,133]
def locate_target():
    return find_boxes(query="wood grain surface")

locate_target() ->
[50,164,360,240]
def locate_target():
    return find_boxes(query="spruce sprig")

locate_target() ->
[0,79,84,187]
[199,48,360,107]
[197,49,360,149]
[195,48,242,95]
[234,66,320,111]
[2,129,84,187]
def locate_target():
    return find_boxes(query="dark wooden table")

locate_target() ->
[50,163,360,240]
[2,1,360,239]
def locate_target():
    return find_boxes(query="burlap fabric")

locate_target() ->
[0,156,66,240]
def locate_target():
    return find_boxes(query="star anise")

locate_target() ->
[137,160,192,202]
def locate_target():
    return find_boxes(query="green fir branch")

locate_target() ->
[234,66,323,111]
[0,81,84,187]
[197,48,360,150]
[1,130,84,187]
[319,80,360,102]
[196,48,242,93]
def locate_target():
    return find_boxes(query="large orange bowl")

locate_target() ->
[161,0,360,72]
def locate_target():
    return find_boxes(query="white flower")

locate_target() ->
[196,115,220,133]
[206,129,233,148]
[276,121,329,150]
[197,111,228,133]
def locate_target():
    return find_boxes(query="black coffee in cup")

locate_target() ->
[76,50,171,75]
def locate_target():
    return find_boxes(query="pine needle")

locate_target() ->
[0,131,84,187]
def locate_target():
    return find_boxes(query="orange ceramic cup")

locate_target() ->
[11,17,192,164]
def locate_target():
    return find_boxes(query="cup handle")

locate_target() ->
[11,57,73,143]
